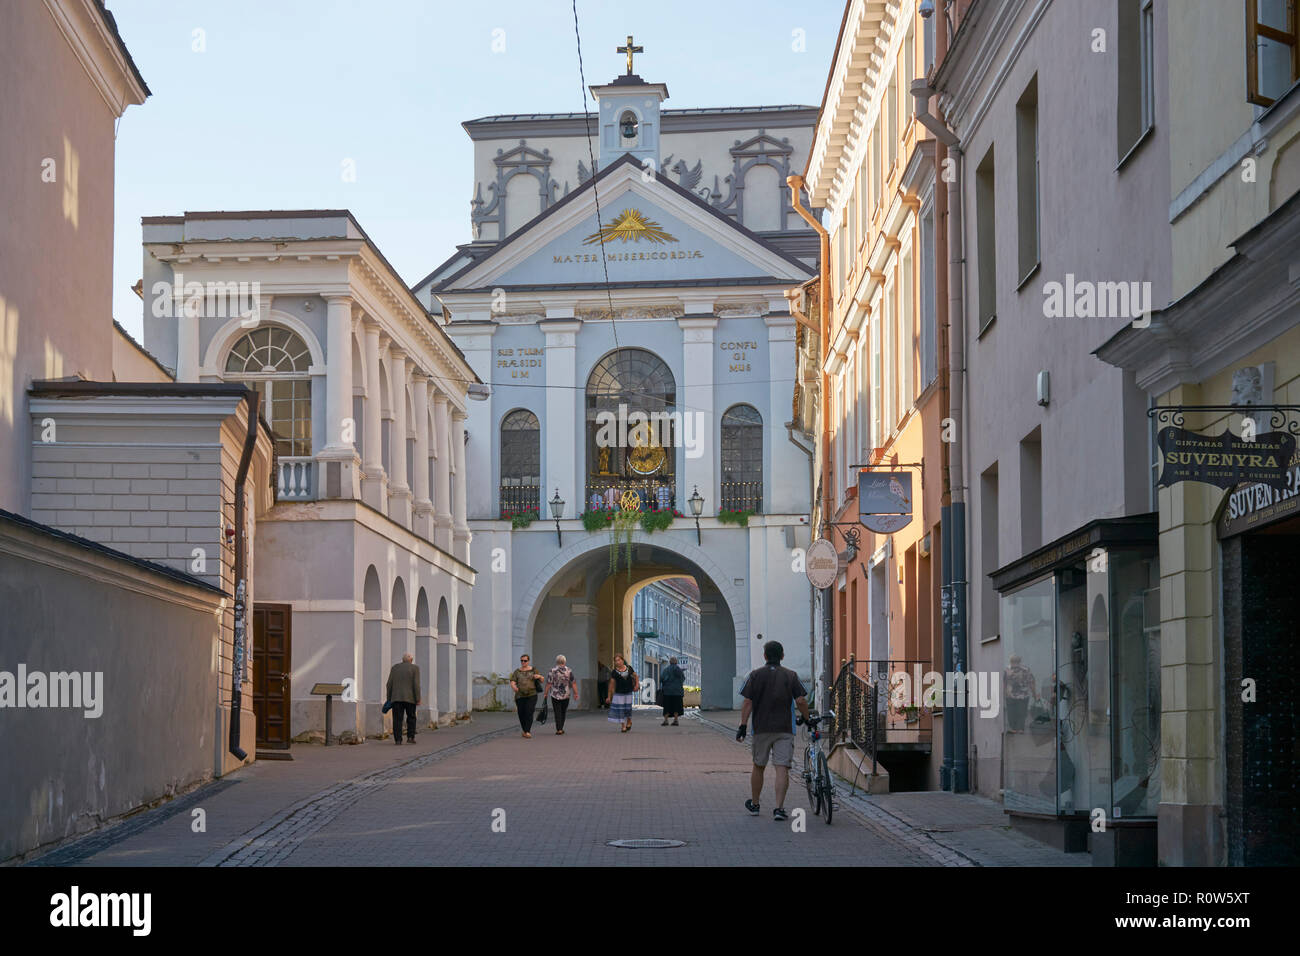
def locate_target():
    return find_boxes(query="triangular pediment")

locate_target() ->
[436,155,813,291]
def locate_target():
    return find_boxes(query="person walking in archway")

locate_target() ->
[544,654,579,734]
[737,640,810,822]
[597,661,611,709]
[509,653,543,738]
[660,656,685,726]
[606,654,639,732]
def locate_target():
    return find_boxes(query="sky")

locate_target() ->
[107,0,846,342]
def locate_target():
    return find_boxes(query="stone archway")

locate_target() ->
[516,532,747,709]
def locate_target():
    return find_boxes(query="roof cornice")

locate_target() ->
[44,0,149,117]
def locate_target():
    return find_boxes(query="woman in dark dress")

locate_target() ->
[659,656,686,726]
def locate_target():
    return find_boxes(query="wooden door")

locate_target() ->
[253,603,292,749]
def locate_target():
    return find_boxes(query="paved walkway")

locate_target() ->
[32,707,1086,867]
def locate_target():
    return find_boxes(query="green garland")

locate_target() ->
[639,508,677,533]
[610,509,639,579]
[500,506,539,529]
[580,507,614,532]
[717,508,754,527]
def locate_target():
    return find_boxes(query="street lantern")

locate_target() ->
[550,488,565,547]
[689,485,704,545]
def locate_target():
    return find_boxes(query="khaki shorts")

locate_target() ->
[752,732,795,768]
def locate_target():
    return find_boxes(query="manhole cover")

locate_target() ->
[607,839,686,849]
[621,756,663,761]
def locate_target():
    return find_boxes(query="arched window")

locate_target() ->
[225,326,312,457]
[721,403,762,513]
[500,409,540,516]
[585,349,675,510]
[619,110,639,144]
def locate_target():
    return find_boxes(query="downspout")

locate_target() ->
[229,388,261,763]
[788,177,835,697]
[912,77,969,792]
[786,420,817,696]
[788,284,821,694]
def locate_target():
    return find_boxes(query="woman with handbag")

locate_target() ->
[606,654,639,733]
[544,654,579,735]
[509,653,543,738]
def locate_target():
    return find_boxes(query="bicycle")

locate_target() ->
[799,710,835,824]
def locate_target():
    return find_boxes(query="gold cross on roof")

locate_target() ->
[618,35,643,75]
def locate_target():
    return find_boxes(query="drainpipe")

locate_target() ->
[786,420,818,695]
[788,284,822,691]
[912,77,968,792]
[229,388,261,763]
[788,178,835,698]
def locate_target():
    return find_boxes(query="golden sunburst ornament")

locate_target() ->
[583,208,677,245]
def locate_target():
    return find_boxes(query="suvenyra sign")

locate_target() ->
[1156,426,1296,490]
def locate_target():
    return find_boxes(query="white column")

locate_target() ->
[541,315,580,517]
[319,293,359,498]
[412,373,434,539]
[452,407,470,562]
[361,321,387,509]
[679,313,717,515]
[176,316,200,381]
[451,322,495,520]
[388,349,412,526]
[766,313,798,514]
[433,391,454,551]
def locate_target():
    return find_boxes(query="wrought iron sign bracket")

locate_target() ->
[851,460,925,491]
[1147,404,1300,433]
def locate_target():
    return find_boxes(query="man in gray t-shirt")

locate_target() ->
[737,640,810,822]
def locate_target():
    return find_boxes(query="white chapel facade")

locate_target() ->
[416,47,822,707]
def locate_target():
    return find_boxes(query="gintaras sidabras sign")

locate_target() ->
[1156,426,1296,490]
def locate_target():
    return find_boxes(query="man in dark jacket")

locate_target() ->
[386,653,421,745]
[659,656,686,726]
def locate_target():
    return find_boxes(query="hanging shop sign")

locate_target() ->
[1155,426,1296,491]
[1217,455,1300,539]
[805,538,839,589]
[859,471,913,533]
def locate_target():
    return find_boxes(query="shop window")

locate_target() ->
[1000,548,1160,820]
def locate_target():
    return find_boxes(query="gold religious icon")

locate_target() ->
[597,445,614,475]
[619,489,642,512]
[627,429,666,475]
[618,35,643,76]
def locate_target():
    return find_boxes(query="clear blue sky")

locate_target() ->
[109,0,845,341]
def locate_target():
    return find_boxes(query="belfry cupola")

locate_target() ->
[590,35,668,171]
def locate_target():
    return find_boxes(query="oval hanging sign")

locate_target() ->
[805,538,839,589]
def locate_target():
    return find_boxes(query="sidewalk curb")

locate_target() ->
[689,711,979,866]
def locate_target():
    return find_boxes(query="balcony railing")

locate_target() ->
[828,657,935,766]
[499,482,540,517]
[720,480,762,513]
[634,616,657,638]
[276,457,314,500]
[585,477,675,513]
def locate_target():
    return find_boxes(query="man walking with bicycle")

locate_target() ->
[737,640,810,822]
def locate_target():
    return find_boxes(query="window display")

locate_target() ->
[999,547,1160,819]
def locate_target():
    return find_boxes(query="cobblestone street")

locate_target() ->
[38,709,1083,868]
